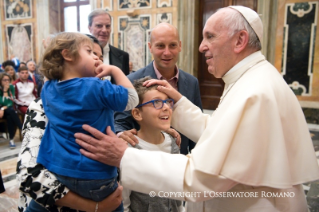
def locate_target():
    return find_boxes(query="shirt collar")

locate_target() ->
[103,43,110,53]
[153,61,179,81]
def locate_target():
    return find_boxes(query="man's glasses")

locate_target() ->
[136,99,174,109]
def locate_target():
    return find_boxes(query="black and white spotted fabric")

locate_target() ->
[16,98,79,212]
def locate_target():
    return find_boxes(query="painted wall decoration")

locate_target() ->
[102,0,113,11]
[118,0,151,10]
[157,0,172,7]
[156,13,172,24]
[281,2,318,96]
[4,0,32,20]
[119,15,151,70]
[6,24,33,63]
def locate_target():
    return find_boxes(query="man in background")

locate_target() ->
[27,60,43,95]
[114,23,202,155]
[13,66,38,114]
[88,9,130,80]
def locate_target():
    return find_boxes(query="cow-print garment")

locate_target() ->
[16,98,81,212]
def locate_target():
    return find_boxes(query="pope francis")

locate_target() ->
[75,6,319,212]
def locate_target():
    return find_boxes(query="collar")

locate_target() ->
[103,43,110,53]
[222,51,265,85]
[153,61,179,81]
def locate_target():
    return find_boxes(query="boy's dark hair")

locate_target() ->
[19,62,27,67]
[133,76,158,105]
[18,66,28,72]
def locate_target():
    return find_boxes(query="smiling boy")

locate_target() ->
[122,76,182,212]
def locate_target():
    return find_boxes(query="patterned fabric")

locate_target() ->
[16,98,80,212]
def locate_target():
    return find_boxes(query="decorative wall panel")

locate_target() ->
[156,12,172,24]
[118,0,151,10]
[4,0,32,20]
[102,0,113,11]
[157,0,172,7]
[6,24,33,62]
[281,2,318,96]
[119,15,151,71]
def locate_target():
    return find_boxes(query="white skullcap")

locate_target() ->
[228,6,263,44]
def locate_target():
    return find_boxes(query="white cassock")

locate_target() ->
[120,51,319,211]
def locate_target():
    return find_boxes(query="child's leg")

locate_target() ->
[55,174,123,211]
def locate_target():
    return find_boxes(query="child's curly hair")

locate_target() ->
[133,76,159,105]
[39,32,93,80]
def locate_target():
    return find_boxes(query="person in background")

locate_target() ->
[19,62,26,67]
[88,9,130,82]
[129,61,135,73]
[26,60,43,96]
[13,66,38,115]
[4,65,18,83]
[74,6,319,212]
[0,73,22,149]
[114,22,202,155]
[2,60,16,71]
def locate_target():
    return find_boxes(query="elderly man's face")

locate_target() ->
[88,14,111,48]
[199,10,236,78]
[27,61,36,73]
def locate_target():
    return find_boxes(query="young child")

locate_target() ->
[36,32,138,212]
[122,76,182,212]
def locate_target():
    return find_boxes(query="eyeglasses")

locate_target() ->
[136,99,174,109]
[2,79,10,82]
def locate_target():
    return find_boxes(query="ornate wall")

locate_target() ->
[275,0,319,124]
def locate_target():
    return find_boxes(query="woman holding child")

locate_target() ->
[17,33,129,212]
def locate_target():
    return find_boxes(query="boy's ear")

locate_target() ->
[61,49,73,62]
[131,108,142,121]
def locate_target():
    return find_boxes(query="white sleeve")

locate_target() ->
[172,97,211,142]
[122,186,131,212]
[120,148,238,202]
[124,88,138,111]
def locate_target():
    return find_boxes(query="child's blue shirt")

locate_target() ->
[38,78,128,179]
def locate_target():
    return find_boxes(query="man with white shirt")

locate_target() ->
[13,66,38,114]
[27,60,43,95]
[88,9,130,81]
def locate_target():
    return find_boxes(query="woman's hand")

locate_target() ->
[98,184,123,212]
[0,110,4,119]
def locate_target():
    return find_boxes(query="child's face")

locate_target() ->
[76,42,100,77]
[138,89,173,131]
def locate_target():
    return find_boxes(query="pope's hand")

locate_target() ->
[75,125,128,167]
[143,79,182,103]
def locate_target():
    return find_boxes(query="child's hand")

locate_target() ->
[95,64,114,78]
